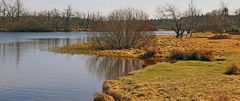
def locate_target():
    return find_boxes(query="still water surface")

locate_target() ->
[0,32,145,101]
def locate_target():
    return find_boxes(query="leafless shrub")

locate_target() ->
[209,35,232,39]
[170,50,214,61]
[140,50,157,59]
[90,8,156,50]
[225,65,240,75]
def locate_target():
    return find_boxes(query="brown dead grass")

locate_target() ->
[54,32,240,59]
[54,32,240,101]
[103,59,240,101]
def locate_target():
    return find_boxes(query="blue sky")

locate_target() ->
[23,0,240,17]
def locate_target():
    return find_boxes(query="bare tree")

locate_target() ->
[14,0,23,18]
[183,0,201,38]
[207,2,233,36]
[0,0,12,27]
[83,12,94,30]
[235,8,240,28]
[235,9,240,16]
[0,0,24,18]
[157,4,184,38]
[90,8,156,50]
[64,5,72,25]
[0,0,9,17]
[7,0,16,17]
[50,9,62,31]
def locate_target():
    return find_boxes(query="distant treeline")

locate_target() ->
[153,1,240,38]
[0,0,157,32]
[150,15,240,32]
[0,0,101,32]
[0,0,239,33]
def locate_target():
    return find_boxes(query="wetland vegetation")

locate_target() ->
[1,0,240,101]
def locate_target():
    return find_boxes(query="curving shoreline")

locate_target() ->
[53,33,240,101]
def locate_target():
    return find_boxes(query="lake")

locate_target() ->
[0,32,145,101]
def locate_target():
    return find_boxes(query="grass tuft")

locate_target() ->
[209,35,232,39]
[225,65,240,75]
[170,50,214,61]
[140,50,157,59]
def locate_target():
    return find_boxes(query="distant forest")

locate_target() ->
[0,0,239,32]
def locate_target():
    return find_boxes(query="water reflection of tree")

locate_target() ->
[0,38,87,66]
[86,56,145,80]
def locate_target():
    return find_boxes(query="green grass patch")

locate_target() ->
[120,61,228,82]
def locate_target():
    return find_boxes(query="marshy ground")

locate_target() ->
[54,33,240,58]
[55,32,240,101]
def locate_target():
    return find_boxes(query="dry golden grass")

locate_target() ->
[101,33,240,101]
[54,32,240,101]
[54,32,240,59]
[103,54,240,101]
[154,33,240,58]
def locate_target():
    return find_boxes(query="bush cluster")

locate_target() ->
[140,50,157,59]
[90,8,156,50]
[209,35,232,39]
[226,27,240,33]
[225,65,240,75]
[169,50,214,61]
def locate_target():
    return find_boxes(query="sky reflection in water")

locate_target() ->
[0,32,145,101]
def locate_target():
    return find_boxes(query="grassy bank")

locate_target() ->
[103,54,240,100]
[54,33,240,100]
[53,42,144,58]
[101,34,240,101]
